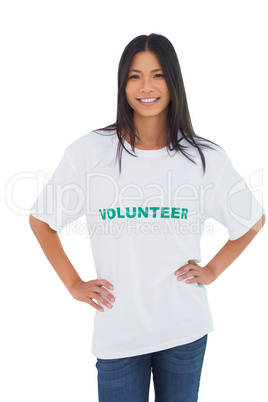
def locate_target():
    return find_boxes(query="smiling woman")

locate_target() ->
[125,51,171,144]
[98,33,220,165]
[29,33,265,402]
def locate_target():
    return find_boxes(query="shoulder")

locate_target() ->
[199,139,230,170]
[179,134,230,175]
[66,129,116,155]
[64,129,117,170]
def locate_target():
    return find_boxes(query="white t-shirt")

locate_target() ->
[30,130,264,359]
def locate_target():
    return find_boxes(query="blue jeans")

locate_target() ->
[96,334,207,402]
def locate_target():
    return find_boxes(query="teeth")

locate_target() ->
[139,98,158,103]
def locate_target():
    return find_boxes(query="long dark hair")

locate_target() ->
[96,33,219,174]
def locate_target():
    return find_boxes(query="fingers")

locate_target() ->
[184,277,199,284]
[92,292,114,311]
[85,288,114,312]
[174,265,193,277]
[96,279,115,303]
[69,278,116,312]
[97,279,114,290]
[90,279,115,312]
[177,270,198,282]
[174,260,197,275]
[87,299,105,312]
[174,261,199,283]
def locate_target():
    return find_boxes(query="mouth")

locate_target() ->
[137,97,160,105]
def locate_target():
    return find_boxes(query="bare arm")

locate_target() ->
[174,213,266,284]
[29,214,115,311]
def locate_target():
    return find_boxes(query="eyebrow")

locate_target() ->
[129,68,163,73]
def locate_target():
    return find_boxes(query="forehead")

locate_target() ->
[129,51,162,69]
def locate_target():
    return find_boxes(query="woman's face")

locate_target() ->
[125,51,171,120]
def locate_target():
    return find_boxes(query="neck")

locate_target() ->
[129,112,168,150]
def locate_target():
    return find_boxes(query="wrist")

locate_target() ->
[205,264,219,282]
[66,276,83,293]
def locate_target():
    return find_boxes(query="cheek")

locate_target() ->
[125,93,133,107]
[159,82,170,99]
[165,91,171,104]
[125,81,135,95]
[125,85,134,104]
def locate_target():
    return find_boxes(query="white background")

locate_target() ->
[1,0,267,401]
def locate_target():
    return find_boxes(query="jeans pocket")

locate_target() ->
[96,357,133,372]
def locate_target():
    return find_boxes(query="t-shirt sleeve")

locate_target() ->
[30,149,85,233]
[207,156,265,240]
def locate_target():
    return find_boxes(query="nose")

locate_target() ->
[139,77,154,93]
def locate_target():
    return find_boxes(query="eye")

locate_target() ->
[154,73,165,78]
[129,75,140,79]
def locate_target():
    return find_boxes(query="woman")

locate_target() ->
[29,34,265,402]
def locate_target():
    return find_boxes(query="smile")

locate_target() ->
[138,97,159,104]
